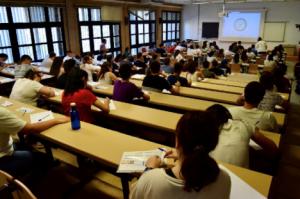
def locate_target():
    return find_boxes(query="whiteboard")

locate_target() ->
[263,22,286,42]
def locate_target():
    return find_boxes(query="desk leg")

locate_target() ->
[121,175,130,199]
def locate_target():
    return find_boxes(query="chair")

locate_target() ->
[230,63,241,73]
[248,64,258,74]
[0,170,37,199]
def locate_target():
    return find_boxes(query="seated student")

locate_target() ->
[14,55,36,78]
[161,57,174,74]
[241,50,248,63]
[63,50,74,63]
[130,111,231,199]
[10,70,55,106]
[113,62,149,103]
[56,59,76,89]
[80,55,100,82]
[219,54,232,75]
[134,53,147,74]
[156,43,166,57]
[0,107,69,178]
[206,51,216,63]
[210,59,223,76]
[149,53,160,65]
[167,62,189,87]
[185,59,203,84]
[258,71,286,111]
[41,52,56,69]
[230,81,278,132]
[202,60,216,78]
[233,53,241,64]
[273,63,291,93]
[142,61,179,94]
[216,49,225,61]
[208,104,278,168]
[0,53,9,70]
[112,54,123,74]
[264,54,277,70]
[49,57,64,78]
[246,48,256,60]
[173,50,184,63]
[98,62,117,85]
[62,68,110,123]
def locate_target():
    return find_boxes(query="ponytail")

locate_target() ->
[176,111,220,192]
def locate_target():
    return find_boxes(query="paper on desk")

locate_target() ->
[55,90,63,96]
[1,101,13,107]
[17,107,34,114]
[0,78,12,83]
[30,111,54,124]
[88,81,99,87]
[162,89,171,94]
[249,140,262,150]
[96,85,109,90]
[100,99,116,110]
[219,164,266,199]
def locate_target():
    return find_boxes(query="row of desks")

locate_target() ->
[0,96,273,197]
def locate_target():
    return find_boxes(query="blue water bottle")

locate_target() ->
[70,102,80,130]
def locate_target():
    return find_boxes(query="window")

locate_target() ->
[77,8,121,56]
[161,11,181,44]
[129,9,156,55]
[0,6,65,62]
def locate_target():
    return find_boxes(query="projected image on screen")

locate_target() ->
[220,11,263,42]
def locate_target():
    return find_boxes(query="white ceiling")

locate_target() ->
[163,0,300,4]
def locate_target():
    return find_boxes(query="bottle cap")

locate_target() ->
[70,102,76,106]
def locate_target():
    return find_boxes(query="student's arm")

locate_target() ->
[251,129,278,158]
[20,117,70,134]
[170,85,180,94]
[236,94,245,106]
[94,98,110,113]
[142,93,150,101]
[39,86,55,97]
[109,72,118,83]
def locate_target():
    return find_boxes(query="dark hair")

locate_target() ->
[127,55,134,62]
[50,57,63,77]
[241,51,248,62]
[211,59,219,68]
[233,53,240,64]
[268,54,274,61]
[174,62,183,74]
[164,57,171,65]
[202,41,207,49]
[174,50,180,58]
[137,52,143,59]
[238,41,242,45]
[64,68,88,95]
[19,55,32,64]
[206,104,232,127]
[244,81,265,106]
[106,54,113,63]
[82,55,92,64]
[187,60,197,74]
[260,71,274,90]
[207,51,214,57]
[203,60,210,69]
[63,59,76,74]
[49,52,56,58]
[24,69,41,80]
[258,37,262,41]
[149,61,161,74]
[101,38,107,43]
[0,53,8,60]
[176,111,220,192]
[114,54,123,62]
[119,62,132,80]
[99,62,111,79]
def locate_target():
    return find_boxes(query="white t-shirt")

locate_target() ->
[98,72,113,85]
[0,107,26,158]
[229,106,278,132]
[14,64,34,78]
[80,64,101,82]
[255,40,267,53]
[63,55,73,63]
[41,57,53,69]
[9,78,44,106]
[130,168,231,199]
[258,90,284,112]
[210,119,253,168]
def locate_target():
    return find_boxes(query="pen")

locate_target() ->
[158,148,166,152]
[22,110,26,116]
[38,114,50,122]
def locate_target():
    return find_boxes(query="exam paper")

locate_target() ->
[1,101,13,107]
[96,85,109,90]
[162,89,171,94]
[88,81,99,87]
[30,111,54,124]
[17,107,34,114]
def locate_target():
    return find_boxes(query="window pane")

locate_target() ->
[16,29,32,45]
[36,44,48,60]
[168,32,171,40]
[113,25,119,36]
[172,13,176,20]
[113,36,120,48]
[131,35,136,45]
[130,24,136,34]
[163,23,166,32]
[131,48,137,56]
[162,12,166,20]
[176,13,180,21]
[91,9,101,21]
[53,43,64,56]
[78,8,89,21]
[51,27,63,42]
[30,7,45,22]
[81,40,90,52]
[105,38,111,49]
[151,33,155,43]
[49,7,61,22]
[167,12,172,20]
[172,23,176,31]
[93,25,101,38]
[0,30,11,47]
[102,25,110,37]
[33,28,47,43]
[138,34,144,44]
[137,11,143,21]
[176,23,180,31]
[138,24,143,34]
[144,24,149,33]
[176,31,180,39]
[0,48,13,63]
[94,39,101,51]
[163,33,166,41]
[172,32,175,39]
[144,34,149,43]
[151,23,155,33]
[150,11,155,20]
[19,46,34,58]
[168,24,172,31]
[0,7,8,23]
[80,26,89,39]
[129,11,136,21]
[144,11,149,20]
[11,7,30,23]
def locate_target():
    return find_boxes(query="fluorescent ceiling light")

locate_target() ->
[192,1,209,4]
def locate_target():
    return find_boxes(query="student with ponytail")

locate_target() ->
[130,111,231,199]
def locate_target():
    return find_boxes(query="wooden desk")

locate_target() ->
[226,73,259,83]
[0,96,273,197]
[199,78,248,88]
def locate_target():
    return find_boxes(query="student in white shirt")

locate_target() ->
[49,57,64,78]
[80,55,101,82]
[10,70,55,106]
[173,50,184,63]
[41,52,56,69]
[63,50,74,63]
[185,59,203,84]
[130,111,231,199]
[255,37,268,54]
[98,62,117,85]
[230,81,278,132]
[207,104,278,168]
[14,55,36,78]
[0,107,69,178]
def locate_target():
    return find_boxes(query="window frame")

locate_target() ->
[161,11,181,44]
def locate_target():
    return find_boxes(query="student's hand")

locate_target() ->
[175,81,181,87]
[104,97,110,105]
[145,155,162,169]
[55,116,70,124]
[164,149,178,159]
